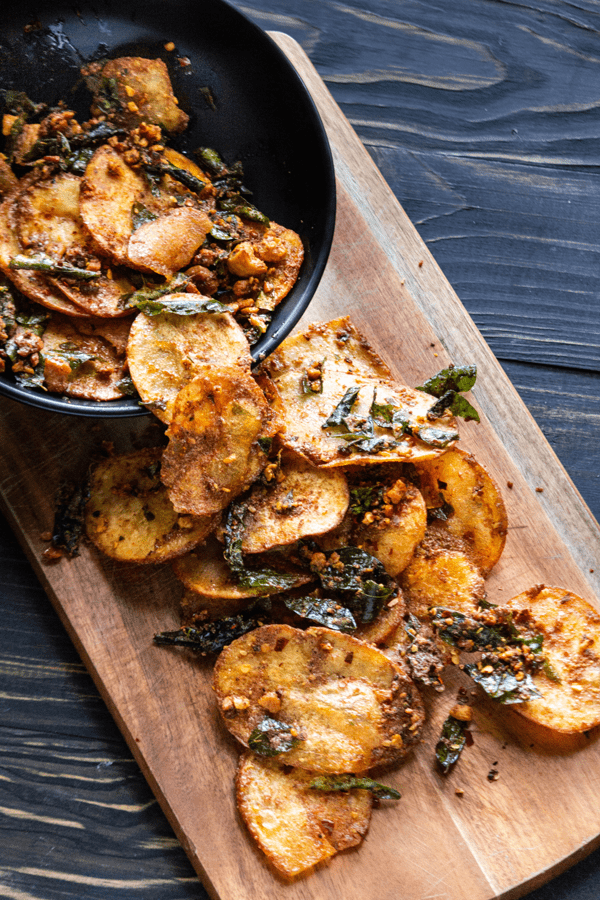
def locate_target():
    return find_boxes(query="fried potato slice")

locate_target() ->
[213,623,425,774]
[257,317,459,467]
[236,752,372,877]
[401,545,486,620]
[241,452,349,554]
[84,57,189,132]
[80,145,209,274]
[414,447,507,575]
[42,313,132,400]
[127,206,211,278]
[356,594,407,647]
[506,585,600,733]
[0,193,87,317]
[13,171,133,318]
[85,447,216,562]
[352,481,427,578]
[127,306,252,422]
[0,158,18,200]
[161,365,279,515]
[173,536,313,602]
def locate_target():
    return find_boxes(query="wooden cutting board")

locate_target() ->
[2,34,600,900]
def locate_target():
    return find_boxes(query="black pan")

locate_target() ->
[0,0,336,415]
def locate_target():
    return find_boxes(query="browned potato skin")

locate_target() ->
[85,447,216,563]
[506,585,600,733]
[415,447,507,575]
[84,57,189,132]
[241,451,350,554]
[213,624,425,774]
[236,752,372,877]
[161,366,280,516]
[257,317,459,467]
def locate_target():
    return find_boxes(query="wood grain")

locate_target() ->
[2,33,600,900]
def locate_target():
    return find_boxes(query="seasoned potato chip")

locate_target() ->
[42,314,132,400]
[241,452,349,554]
[214,623,424,773]
[13,171,133,318]
[127,206,211,278]
[257,317,459,467]
[84,57,189,132]
[127,307,252,422]
[415,448,507,575]
[80,146,209,273]
[173,536,313,603]
[0,193,87,317]
[401,545,486,620]
[85,447,216,562]
[236,752,372,877]
[506,585,600,733]
[352,481,427,578]
[356,594,406,646]
[161,366,279,515]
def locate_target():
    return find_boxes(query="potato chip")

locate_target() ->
[161,365,279,515]
[213,623,424,773]
[127,205,211,278]
[352,481,427,578]
[241,452,349,554]
[401,545,486,620]
[257,317,459,467]
[236,752,372,877]
[506,585,600,733]
[415,447,507,575]
[127,306,251,422]
[85,447,216,562]
[84,57,189,132]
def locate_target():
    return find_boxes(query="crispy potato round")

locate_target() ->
[415,447,507,575]
[127,206,211,278]
[257,317,458,467]
[401,546,486,620]
[127,307,252,423]
[0,193,87,317]
[173,536,313,603]
[506,585,600,733]
[236,752,372,877]
[85,447,216,563]
[85,57,189,132]
[161,365,279,516]
[42,313,132,400]
[241,452,350,554]
[214,623,424,774]
[352,482,427,578]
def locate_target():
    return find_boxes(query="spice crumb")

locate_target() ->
[487,768,499,782]
[418,260,424,267]
[455,787,464,797]
[590,568,595,573]
[506,481,513,489]
[535,487,544,493]
[164,41,175,51]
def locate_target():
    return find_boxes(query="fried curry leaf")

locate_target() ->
[349,483,384,516]
[301,543,395,623]
[436,714,468,774]
[248,718,301,757]
[51,481,90,558]
[123,272,190,308]
[131,201,158,231]
[465,659,542,704]
[322,386,360,427]
[154,614,267,655]
[129,292,227,316]
[9,253,102,281]
[310,775,400,800]
[219,194,269,225]
[416,364,480,423]
[282,596,357,633]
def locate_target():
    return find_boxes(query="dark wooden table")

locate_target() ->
[2,1,600,897]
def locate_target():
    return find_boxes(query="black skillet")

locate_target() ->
[0,0,336,415]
